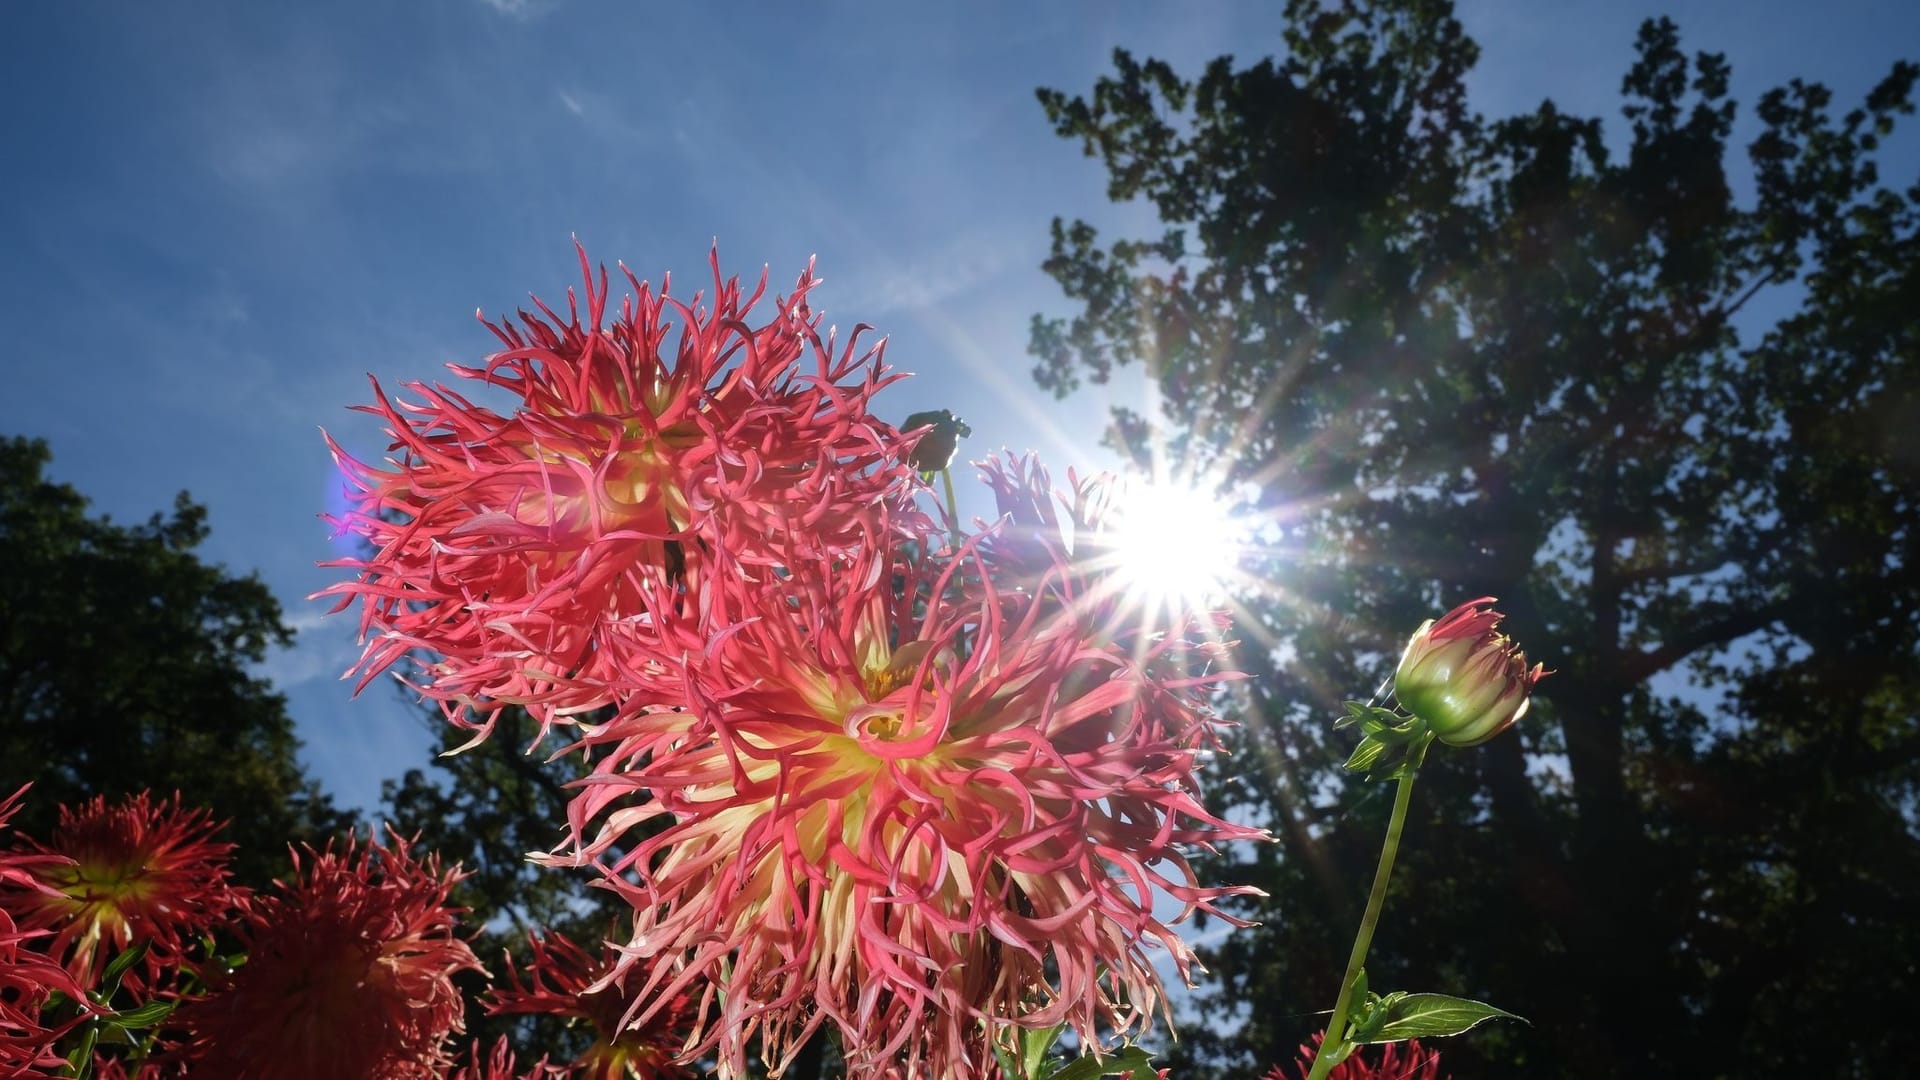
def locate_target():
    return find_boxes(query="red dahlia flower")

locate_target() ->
[449,1035,564,1080]
[321,245,915,741]
[1268,1033,1447,1079]
[487,929,696,1079]
[87,1057,187,1079]
[554,514,1265,1078]
[1,791,237,995]
[0,904,84,1074]
[0,786,92,1075]
[175,833,481,1079]
[1393,597,1548,747]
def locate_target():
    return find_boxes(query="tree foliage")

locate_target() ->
[1032,2,1918,1075]
[0,435,354,886]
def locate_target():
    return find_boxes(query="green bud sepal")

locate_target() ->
[1338,702,1434,781]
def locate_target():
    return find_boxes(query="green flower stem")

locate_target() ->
[940,466,962,551]
[1306,764,1421,1080]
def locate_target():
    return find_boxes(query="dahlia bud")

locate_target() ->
[902,409,972,474]
[1393,597,1547,747]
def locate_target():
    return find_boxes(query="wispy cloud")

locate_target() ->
[477,0,560,19]
[828,230,1023,318]
[255,608,363,691]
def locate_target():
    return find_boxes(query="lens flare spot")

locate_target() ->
[1107,478,1245,613]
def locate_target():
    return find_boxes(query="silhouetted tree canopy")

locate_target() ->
[1032,2,1918,1076]
[0,435,353,886]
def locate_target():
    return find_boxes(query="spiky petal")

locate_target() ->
[175,833,481,1079]
[0,791,238,995]
[448,1036,566,1080]
[320,245,915,741]
[1,786,93,1075]
[1268,1033,1448,1079]
[556,499,1266,1078]
[487,930,697,1080]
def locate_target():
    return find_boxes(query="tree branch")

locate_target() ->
[1621,601,1789,684]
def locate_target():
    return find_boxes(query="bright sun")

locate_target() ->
[1105,478,1246,614]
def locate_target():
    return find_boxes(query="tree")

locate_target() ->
[1030,2,1918,1075]
[0,436,354,886]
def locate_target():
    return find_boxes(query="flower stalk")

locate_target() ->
[1306,740,1426,1080]
[1309,597,1546,1075]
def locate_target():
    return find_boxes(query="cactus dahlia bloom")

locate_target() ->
[1,787,93,1075]
[1267,1033,1446,1079]
[554,520,1265,1078]
[321,245,914,741]
[86,1057,187,1079]
[487,930,697,1079]
[175,834,481,1080]
[0,791,237,995]
[973,453,1118,598]
[0,904,81,1074]
[1393,597,1548,747]
[448,1036,563,1080]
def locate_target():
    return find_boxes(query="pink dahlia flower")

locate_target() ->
[175,833,482,1079]
[0,791,238,995]
[554,511,1265,1078]
[487,929,696,1080]
[322,245,915,741]
[1393,597,1548,747]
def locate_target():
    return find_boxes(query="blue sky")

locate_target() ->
[1,0,1913,821]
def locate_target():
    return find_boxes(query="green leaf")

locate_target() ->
[1049,1056,1109,1080]
[96,942,149,999]
[1023,1022,1067,1078]
[107,1000,177,1028]
[64,1021,99,1079]
[1347,990,1394,1044]
[993,1041,1023,1079]
[1049,1046,1158,1080]
[1354,993,1526,1043]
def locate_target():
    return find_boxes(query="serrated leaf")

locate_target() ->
[1354,993,1525,1043]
